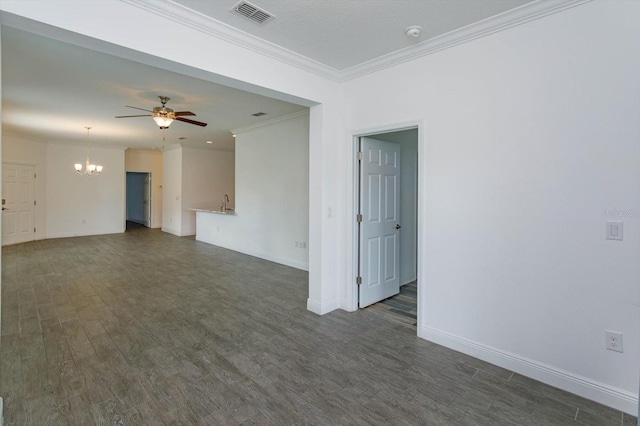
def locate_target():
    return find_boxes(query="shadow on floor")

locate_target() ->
[125,221,148,231]
[366,281,417,327]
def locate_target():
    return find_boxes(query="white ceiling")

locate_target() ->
[173,0,534,70]
[1,0,539,151]
[1,27,307,151]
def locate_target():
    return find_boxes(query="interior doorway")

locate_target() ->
[354,127,419,318]
[126,172,151,228]
[2,163,37,246]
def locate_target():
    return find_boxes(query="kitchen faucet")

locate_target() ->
[221,194,230,212]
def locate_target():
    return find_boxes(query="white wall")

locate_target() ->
[125,149,163,228]
[161,146,182,235]
[2,133,48,240]
[160,145,234,236]
[344,0,639,414]
[197,112,309,270]
[3,134,126,239]
[46,143,125,238]
[0,1,344,316]
[4,0,636,413]
[181,147,235,236]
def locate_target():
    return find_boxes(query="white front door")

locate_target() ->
[358,137,401,308]
[2,163,36,246]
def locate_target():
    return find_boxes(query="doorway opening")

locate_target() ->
[126,172,151,230]
[353,127,419,327]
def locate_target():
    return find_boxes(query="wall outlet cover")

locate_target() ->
[605,331,623,353]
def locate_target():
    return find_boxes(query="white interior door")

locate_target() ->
[144,173,151,228]
[2,163,36,246]
[359,137,401,308]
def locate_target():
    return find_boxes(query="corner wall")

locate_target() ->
[161,146,182,235]
[181,147,235,236]
[161,145,235,237]
[344,0,639,413]
[2,135,126,240]
[196,111,309,270]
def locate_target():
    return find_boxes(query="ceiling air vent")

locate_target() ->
[231,1,275,25]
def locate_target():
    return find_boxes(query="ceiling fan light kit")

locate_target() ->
[115,96,207,132]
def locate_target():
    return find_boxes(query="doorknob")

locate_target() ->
[395,224,401,229]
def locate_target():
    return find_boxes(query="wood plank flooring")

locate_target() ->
[0,228,636,425]
[367,281,417,328]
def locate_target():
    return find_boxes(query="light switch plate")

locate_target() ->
[606,221,623,241]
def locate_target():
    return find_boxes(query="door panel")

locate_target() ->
[359,137,401,308]
[3,163,36,246]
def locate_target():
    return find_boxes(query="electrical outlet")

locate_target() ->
[605,331,623,353]
[301,242,307,249]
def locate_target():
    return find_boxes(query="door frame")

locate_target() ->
[125,171,152,227]
[346,120,424,330]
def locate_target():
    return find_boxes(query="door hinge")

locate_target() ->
[357,151,363,161]
[34,173,37,178]
[356,276,362,285]
[356,214,362,222]
[34,227,36,233]
[34,200,36,206]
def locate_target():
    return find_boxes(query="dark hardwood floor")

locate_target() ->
[367,281,417,328]
[0,229,636,425]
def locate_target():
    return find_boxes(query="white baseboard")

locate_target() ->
[195,237,309,271]
[420,325,639,416]
[307,297,339,315]
[45,229,125,239]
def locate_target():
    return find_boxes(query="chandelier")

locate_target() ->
[74,126,103,175]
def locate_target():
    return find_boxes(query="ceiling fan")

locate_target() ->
[115,96,207,129]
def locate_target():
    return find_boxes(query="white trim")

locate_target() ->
[120,0,342,81]
[231,110,310,135]
[420,325,639,416]
[307,297,339,316]
[195,236,309,272]
[339,0,591,81]
[121,0,590,82]
[44,229,125,240]
[161,226,181,236]
[43,140,129,150]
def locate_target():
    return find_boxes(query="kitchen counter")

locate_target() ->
[188,208,236,215]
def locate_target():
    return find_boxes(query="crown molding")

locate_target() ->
[339,0,591,81]
[231,110,309,135]
[121,0,590,83]
[120,0,342,81]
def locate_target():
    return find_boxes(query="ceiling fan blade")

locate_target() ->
[125,105,153,112]
[175,116,207,127]
[174,111,196,116]
[115,114,152,118]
